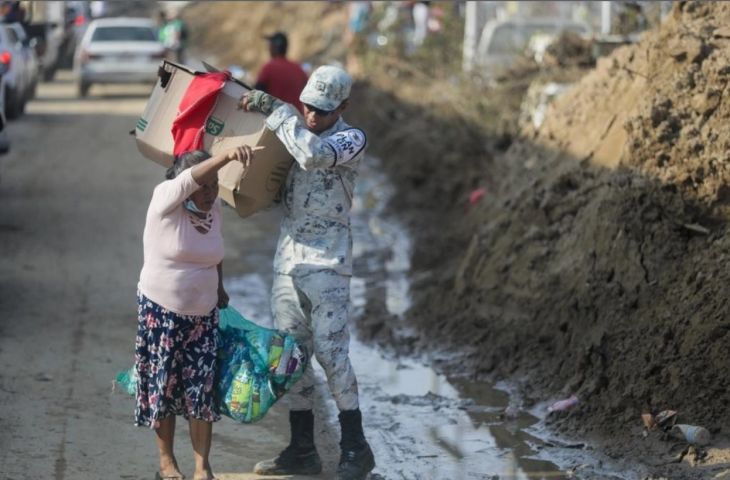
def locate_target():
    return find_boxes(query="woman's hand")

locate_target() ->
[224,145,264,170]
[225,145,254,170]
[191,145,261,186]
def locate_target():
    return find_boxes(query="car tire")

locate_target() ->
[28,80,37,100]
[78,80,91,98]
[0,129,9,155]
[5,87,22,120]
[42,66,56,82]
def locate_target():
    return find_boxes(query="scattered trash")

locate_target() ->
[503,404,520,419]
[671,424,711,446]
[468,187,487,206]
[642,409,677,431]
[567,463,589,476]
[641,412,656,430]
[655,410,679,430]
[548,394,579,413]
[682,223,710,235]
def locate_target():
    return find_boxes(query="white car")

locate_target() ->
[73,17,165,97]
[475,18,591,80]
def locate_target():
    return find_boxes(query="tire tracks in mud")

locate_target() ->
[53,275,90,480]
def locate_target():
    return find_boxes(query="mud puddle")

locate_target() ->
[225,156,631,480]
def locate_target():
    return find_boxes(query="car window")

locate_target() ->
[90,26,156,42]
[10,25,25,41]
[5,27,18,45]
[487,23,587,55]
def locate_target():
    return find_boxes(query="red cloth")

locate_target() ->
[171,71,229,157]
[256,57,308,113]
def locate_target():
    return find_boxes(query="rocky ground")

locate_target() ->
[185,2,730,478]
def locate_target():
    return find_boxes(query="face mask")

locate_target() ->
[184,198,207,215]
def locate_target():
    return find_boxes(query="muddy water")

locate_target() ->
[226,156,628,480]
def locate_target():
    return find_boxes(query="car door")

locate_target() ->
[2,25,26,96]
[10,23,39,95]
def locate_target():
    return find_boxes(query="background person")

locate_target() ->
[240,65,375,480]
[135,146,255,480]
[0,1,24,23]
[158,10,188,63]
[254,31,308,113]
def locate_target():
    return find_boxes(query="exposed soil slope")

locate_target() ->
[361,3,730,477]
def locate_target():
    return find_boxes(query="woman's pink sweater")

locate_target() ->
[138,169,223,315]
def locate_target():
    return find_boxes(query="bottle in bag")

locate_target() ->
[229,363,253,413]
[251,383,261,420]
[274,345,292,376]
[268,335,284,369]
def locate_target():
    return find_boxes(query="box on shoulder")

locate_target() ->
[134,61,293,218]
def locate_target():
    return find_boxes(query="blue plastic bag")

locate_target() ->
[114,306,307,423]
[216,306,307,422]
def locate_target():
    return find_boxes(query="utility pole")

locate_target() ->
[601,1,612,35]
[462,1,495,73]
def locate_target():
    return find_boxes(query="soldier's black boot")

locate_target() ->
[253,410,322,475]
[336,409,375,480]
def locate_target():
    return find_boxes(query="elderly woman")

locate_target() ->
[135,146,255,480]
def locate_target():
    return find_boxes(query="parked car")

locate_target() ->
[6,23,39,99]
[59,0,93,68]
[73,17,165,97]
[0,68,9,154]
[474,18,591,79]
[0,22,40,119]
[21,0,79,81]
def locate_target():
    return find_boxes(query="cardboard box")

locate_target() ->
[134,60,293,218]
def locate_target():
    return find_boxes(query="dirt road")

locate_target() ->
[0,72,347,480]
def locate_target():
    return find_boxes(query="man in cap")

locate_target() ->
[239,65,374,480]
[255,31,308,113]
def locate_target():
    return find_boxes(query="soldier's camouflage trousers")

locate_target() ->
[271,270,359,411]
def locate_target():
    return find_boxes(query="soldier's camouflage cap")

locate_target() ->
[299,65,352,112]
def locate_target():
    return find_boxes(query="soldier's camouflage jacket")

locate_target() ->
[265,104,367,277]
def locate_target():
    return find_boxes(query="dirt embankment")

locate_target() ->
[182,1,348,72]
[355,2,730,477]
[185,2,730,477]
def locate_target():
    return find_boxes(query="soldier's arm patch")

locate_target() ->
[323,128,367,167]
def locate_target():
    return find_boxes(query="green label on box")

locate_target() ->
[206,116,224,136]
[136,118,148,132]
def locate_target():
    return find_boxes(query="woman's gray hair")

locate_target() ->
[165,150,211,179]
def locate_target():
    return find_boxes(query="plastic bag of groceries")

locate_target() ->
[114,366,138,396]
[113,306,307,423]
[216,306,307,423]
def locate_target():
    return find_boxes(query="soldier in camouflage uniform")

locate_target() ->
[240,65,375,480]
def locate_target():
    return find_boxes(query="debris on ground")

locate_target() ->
[548,395,579,413]
[671,424,711,447]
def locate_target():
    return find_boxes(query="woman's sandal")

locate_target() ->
[155,472,185,480]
